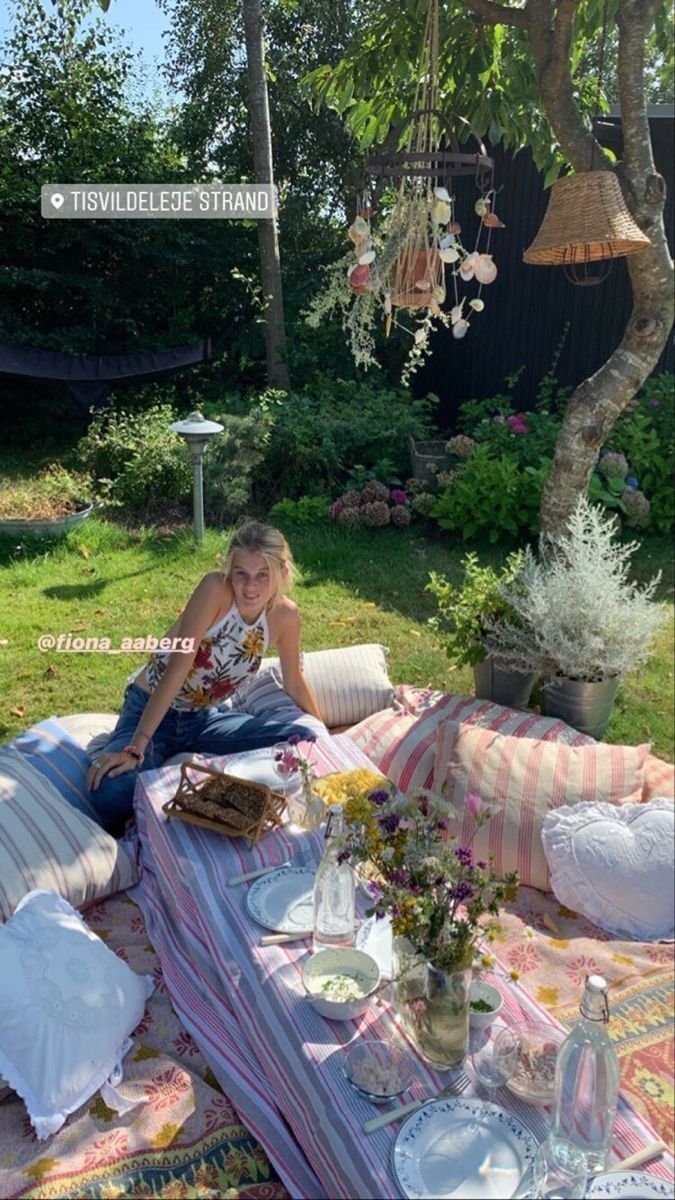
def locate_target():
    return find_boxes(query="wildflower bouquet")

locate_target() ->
[341,787,519,973]
[273,732,317,792]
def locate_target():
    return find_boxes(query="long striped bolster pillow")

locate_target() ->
[0,747,139,924]
[348,692,592,794]
[230,643,394,729]
[11,717,103,820]
[432,719,650,891]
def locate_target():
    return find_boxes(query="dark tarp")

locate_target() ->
[0,338,213,418]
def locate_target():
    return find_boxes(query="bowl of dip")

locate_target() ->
[302,948,381,1020]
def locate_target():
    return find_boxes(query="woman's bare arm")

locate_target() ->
[275,604,323,722]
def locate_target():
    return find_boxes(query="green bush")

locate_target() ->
[0,465,94,519]
[248,378,437,505]
[431,447,549,542]
[268,496,331,525]
[427,551,526,667]
[76,404,192,516]
[201,403,275,523]
[605,373,674,534]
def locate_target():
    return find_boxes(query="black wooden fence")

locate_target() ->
[417,112,674,427]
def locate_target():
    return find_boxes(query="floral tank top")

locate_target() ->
[145,601,270,711]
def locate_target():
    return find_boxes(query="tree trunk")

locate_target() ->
[241,0,290,390]
[526,0,674,538]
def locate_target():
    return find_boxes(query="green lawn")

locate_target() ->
[0,516,672,759]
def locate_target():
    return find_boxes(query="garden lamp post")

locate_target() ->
[170,411,223,542]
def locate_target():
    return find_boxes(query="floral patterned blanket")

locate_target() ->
[0,885,672,1198]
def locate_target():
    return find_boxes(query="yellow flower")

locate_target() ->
[523,926,536,940]
[481,954,496,968]
[509,968,521,982]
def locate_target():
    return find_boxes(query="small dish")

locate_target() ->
[469,980,503,1029]
[302,948,380,1020]
[505,1020,566,1105]
[343,1040,416,1104]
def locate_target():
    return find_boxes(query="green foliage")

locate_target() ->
[268,496,331,526]
[247,379,436,506]
[427,551,526,668]
[605,374,675,535]
[431,446,549,542]
[201,403,276,523]
[76,404,192,516]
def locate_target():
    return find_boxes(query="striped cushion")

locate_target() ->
[349,692,592,794]
[231,643,394,729]
[0,748,139,924]
[11,718,102,820]
[433,720,650,891]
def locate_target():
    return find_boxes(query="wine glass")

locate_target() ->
[532,1136,588,1199]
[470,1025,518,1094]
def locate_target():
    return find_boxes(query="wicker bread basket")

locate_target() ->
[523,171,650,265]
[163,760,287,846]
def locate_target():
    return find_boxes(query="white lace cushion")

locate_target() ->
[0,889,154,1138]
[542,799,675,941]
[0,748,139,924]
[230,643,394,729]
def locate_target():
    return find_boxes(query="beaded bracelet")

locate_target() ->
[122,743,145,765]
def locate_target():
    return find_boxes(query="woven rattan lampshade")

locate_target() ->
[524,170,650,265]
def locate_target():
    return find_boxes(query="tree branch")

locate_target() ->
[617,0,663,215]
[527,0,611,172]
[456,0,529,30]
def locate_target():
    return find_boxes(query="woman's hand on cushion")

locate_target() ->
[87,751,138,791]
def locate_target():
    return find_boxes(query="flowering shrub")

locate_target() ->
[341,787,518,972]
[328,480,411,529]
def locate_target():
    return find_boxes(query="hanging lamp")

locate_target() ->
[523,0,650,285]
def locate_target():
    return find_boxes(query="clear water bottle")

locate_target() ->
[550,975,620,1172]
[312,804,355,953]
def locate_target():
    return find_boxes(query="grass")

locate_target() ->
[0,515,672,759]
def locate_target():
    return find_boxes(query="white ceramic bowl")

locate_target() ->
[302,948,380,1020]
[469,980,504,1029]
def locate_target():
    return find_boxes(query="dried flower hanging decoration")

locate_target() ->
[306,0,506,381]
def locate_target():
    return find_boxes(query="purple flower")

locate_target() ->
[625,476,639,489]
[433,873,445,886]
[390,868,410,886]
[507,414,528,434]
[336,848,350,865]
[287,733,302,747]
[455,846,473,867]
[436,816,449,832]
[368,789,390,806]
[650,397,661,407]
[390,489,408,505]
[329,500,344,518]
[377,811,401,835]
[302,733,317,745]
[450,881,475,902]
[375,907,387,921]
[465,792,482,817]
[477,860,488,870]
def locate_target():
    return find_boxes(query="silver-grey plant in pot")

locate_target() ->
[483,497,668,739]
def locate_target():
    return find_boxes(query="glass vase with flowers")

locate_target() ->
[340,787,519,1068]
[273,733,325,830]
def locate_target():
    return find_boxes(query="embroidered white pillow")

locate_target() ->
[0,889,154,1138]
[542,799,675,941]
[230,642,394,728]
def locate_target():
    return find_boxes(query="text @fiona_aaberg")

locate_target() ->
[37,634,195,654]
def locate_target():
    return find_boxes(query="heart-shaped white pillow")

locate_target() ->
[542,798,674,941]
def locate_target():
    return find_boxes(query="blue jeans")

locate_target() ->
[89,682,317,832]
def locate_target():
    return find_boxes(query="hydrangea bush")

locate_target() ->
[329,478,411,528]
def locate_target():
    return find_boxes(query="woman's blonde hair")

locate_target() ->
[221,521,295,609]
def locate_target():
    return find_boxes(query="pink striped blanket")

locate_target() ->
[133,735,675,1200]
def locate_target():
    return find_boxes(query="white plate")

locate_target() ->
[393,1097,537,1200]
[224,747,286,792]
[587,1173,674,1199]
[245,866,315,934]
[356,912,393,978]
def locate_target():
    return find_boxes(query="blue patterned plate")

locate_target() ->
[392,1097,537,1199]
[245,866,315,933]
[587,1173,674,1198]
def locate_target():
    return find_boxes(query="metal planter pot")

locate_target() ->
[473,656,537,710]
[0,503,94,541]
[543,675,620,740]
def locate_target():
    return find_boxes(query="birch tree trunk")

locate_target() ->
[241,0,290,390]
[461,0,673,539]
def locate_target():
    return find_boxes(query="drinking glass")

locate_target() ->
[470,1025,518,1093]
[272,742,299,793]
[532,1136,588,1199]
